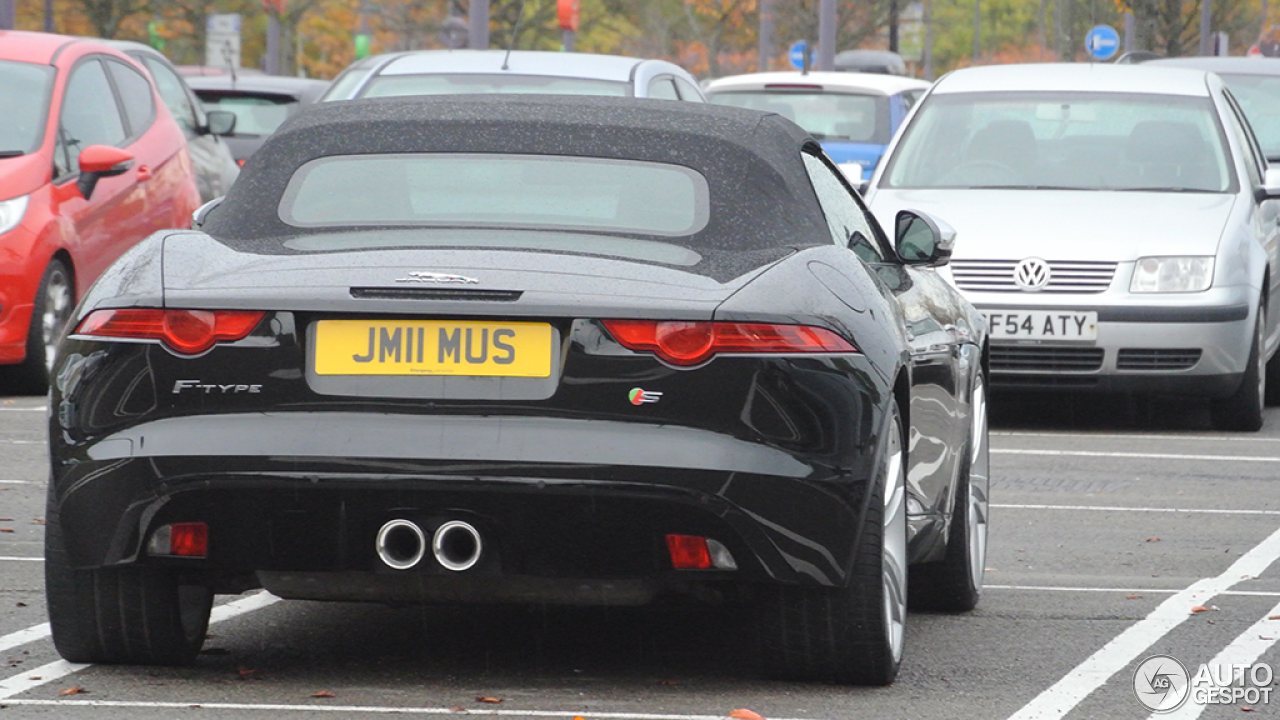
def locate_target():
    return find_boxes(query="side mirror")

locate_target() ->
[1263,167,1280,199]
[192,196,224,229]
[205,110,236,137]
[76,145,134,200]
[895,210,956,267]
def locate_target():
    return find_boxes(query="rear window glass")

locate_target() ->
[362,74,627,98]
[0,60,54,155]
[280,153,710,237]
[197,92,298,135]
[710,90,889,144]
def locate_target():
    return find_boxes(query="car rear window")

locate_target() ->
[361,73,627,98]
[279,153,710,237]
[0,60,54,156]
[196,92,298,135]
[882,91,1234,192]
[710,90,890,144]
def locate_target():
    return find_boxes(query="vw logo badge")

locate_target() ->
[1013,257,1051,291]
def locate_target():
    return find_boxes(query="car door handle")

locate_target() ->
[136,165,152,182]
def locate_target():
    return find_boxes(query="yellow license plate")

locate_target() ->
[314,320,553,377]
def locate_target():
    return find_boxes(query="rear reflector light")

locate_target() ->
[147,522,208,558]
[602,320,855,366]
[666,535,738,570]
[75,308,264,355]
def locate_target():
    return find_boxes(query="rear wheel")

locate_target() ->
[1211,302,1265,432]
[910,369,989,611]
[7,258,74,394]
[757,400,907,685]
[45,486,212,665]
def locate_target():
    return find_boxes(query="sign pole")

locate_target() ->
[470,0,490,50]
[0,0,14,30]
[817,0,836,70]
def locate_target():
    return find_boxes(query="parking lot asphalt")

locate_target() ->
[2,391,1280,719]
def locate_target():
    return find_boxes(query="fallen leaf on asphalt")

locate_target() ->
[311,691,336,698]
[1126,594,1142,600]
[59,686,87,696]
[574,717,587,720]
[1270,615,1280,620]
[476,697,502,704]
[1192,606,1211,613]
[449,708,466,713]
[236,666,259,678]
[15,602,26,608]
[27,677,39,681]
[729,710,765,720]
[31,518,44,525]
[1145,537,1160,542]
[1241,706,1254,712]
[0,518,12,522]
[0,529,14,534]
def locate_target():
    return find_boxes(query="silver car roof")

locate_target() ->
[706,71,930,97]
[377,50,656,82]
[933,62,1214,97]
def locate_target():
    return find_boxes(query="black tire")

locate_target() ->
[45,484,212,665]
[1211,303,1265,432]
[910,370,989,612]
[5,258,74,394]
[757,400,907,685]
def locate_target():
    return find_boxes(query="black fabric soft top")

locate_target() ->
[201,93,833,257]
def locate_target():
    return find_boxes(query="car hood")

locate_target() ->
[0,153,52,200]
[868,188,1237,261]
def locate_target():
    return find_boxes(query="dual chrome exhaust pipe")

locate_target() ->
[375,518,482,572]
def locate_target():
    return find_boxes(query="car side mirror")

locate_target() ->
[895,210,956,267]
[205,110,236,137]
[1263,167,1280,199]
[76,145,134,201]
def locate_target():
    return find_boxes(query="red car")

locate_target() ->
[0,31,200,392]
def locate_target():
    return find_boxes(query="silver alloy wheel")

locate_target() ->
[41,265,73,373]
[882,420,908,664]
[967,375,990,591]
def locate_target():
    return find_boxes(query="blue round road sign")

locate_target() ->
[789,41,809,70]
[1085,25,1120,60]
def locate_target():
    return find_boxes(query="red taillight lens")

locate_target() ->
[666,534,712,570]
[236,158,246,167]
[602,320,856,366]
[170,522,208,557]
[76,308,264,355]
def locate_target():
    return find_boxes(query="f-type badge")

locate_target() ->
[395,272,480,285]
[629,388,663,405]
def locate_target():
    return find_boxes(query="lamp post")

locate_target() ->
[469,0,489,50]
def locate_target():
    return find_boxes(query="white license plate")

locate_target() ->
[983,310,1098,341]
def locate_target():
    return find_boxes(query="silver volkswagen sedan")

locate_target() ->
[866,63,1280,430]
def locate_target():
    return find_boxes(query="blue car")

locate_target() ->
[707,71,930,188]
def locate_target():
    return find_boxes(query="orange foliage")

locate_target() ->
[953,43,1060,69]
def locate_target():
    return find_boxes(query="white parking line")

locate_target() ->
[0,556,43,562]
[994,431,1280,443]
[0,440,42,445]
[994,503,1280,515]
[0,480,35,484]
[1155,597,1280,719]
[0,700,795,719]
[988,585,1280,597]
[993,449,1280,463]
[0,407,44,412]
[0,623,50,654]
[1007,522,1280,720]
[0,591,280,700]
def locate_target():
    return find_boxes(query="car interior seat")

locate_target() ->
[1124,120,1215,190]
[964,120,1038,177]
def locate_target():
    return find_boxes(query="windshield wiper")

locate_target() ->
[1112,187,1212,193]
[0,150,24,158]
[970,184,1091,190]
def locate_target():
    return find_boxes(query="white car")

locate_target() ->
[866,63,1280,431]
[320,49,705,103]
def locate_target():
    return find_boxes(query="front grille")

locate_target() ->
[1116,348,1201,371]
[991,345,1105,373]
[950,260,1117,294]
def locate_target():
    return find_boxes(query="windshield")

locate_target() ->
[1218,73,1280,161]
[883,91,1233,192]
[196,92,300,136]
[709,90,890,144]
[280,153,709,237]
[361,74,628,99]
[0,60,55,156]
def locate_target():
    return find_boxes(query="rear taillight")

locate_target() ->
[601,320,855,367]
[147,522,208,558]
[75,308,264,355]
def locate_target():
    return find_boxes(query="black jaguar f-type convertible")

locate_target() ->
[45,95,989,685]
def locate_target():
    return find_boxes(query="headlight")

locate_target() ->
[0,195,29,235]
[1130,256,1214,293]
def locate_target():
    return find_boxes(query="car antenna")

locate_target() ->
[501,0,528,71]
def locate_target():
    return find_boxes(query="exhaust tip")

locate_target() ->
[433,520,482,572]
[376,519,426,570]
